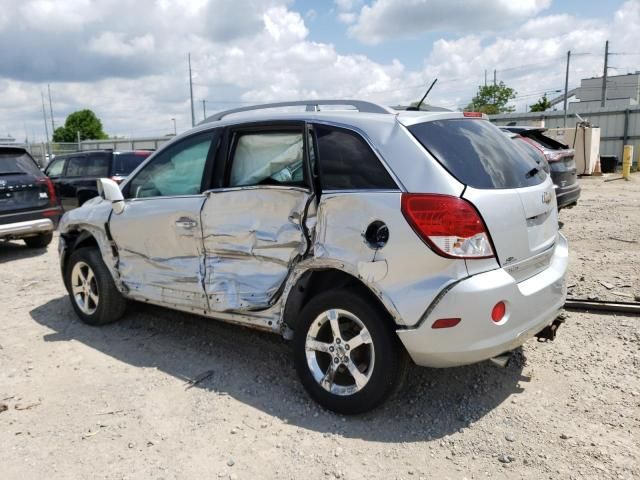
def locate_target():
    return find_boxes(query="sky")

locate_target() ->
[0,0,639,141]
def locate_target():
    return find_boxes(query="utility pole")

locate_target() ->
[171,118,177,136]
[601,40,609,108]
[47,84,55,133]
[40,92,51,162]
[202,99,207,121]
[493,69,497,107]
[484,69,487,87]
[188,53,195,127]
[563,50,571,127]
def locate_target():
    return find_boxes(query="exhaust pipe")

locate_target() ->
[535,317,565,342]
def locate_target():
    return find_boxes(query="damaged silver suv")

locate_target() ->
[59,100,568,414]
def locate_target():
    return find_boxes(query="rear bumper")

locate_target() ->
[397,233,568,368]
[555,182,581,209]
[0,218,55,239]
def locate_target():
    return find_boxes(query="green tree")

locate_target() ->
[52,109,108,142]
[530,94,552,112]
[465,81,516,114]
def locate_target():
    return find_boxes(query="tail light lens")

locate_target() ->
[401,193,494,259]
[37,177,58,206]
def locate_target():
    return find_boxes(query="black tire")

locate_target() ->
[23,232,53,248]
[293,288,407,414]
[65,247,127,326]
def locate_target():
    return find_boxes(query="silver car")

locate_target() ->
[58,100,568,414]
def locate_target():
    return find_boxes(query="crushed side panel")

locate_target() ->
[201,187,310,311]
[58,198,122,288]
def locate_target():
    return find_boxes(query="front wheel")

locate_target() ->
[293,289,407,414]
[65,247,127,326]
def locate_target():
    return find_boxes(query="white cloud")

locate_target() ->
[0,0,639,141]
[349,0,552,44]
[87,33,156,57]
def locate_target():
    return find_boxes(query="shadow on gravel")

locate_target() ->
[0,241,49,264]
[31,296,528,443]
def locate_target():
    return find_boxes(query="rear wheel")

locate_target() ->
[293,289,407,414]
[65,247,127,326]
[23,232,53,248]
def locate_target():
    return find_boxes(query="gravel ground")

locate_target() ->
[1,177,639,480]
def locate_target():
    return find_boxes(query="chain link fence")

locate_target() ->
[25,136,173,167]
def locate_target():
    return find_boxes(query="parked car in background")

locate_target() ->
[0,145,62,248]
[58,100,568,414]
[45,150,152,210]
[503,130,551,174]
[501,127,580,209]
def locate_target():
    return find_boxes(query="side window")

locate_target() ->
[128,134,213,198]
[45,158,66,177]
[314,125,397,190]
[65,156,87,177]
[66,153,109,177]
[112,152,150,176]
[228,131,306,188]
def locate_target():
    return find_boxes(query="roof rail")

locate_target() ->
[201,99,393,123]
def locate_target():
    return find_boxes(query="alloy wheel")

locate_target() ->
[304,309,375,396]
[70,261,99,315]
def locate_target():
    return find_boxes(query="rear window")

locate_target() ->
[113,152,150,175]
[526,131,568,150]
[0,149,42,176]
[409,119,547,189]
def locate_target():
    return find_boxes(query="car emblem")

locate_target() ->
[542,191,552,204]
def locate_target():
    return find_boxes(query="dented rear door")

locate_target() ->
[201,123,312,312]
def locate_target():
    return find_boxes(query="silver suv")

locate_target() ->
[58,100,568,414]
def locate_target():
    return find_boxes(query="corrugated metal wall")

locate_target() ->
[490,106,640,165]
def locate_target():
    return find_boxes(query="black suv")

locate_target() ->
[45,150,152,210]
[0,145,62,248]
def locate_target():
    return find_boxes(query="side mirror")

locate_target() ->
[97,178,125,214]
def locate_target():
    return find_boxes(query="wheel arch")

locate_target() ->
[60,224,122,293]
[282,267,401,332]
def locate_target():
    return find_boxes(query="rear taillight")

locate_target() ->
[401,193,494,259]
[37,177,57,206]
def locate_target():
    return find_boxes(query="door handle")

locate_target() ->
[175,217,198,229]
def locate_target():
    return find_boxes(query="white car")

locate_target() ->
[58,100,568,413]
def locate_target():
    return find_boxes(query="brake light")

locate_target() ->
[463,112,483,118]
[37,177,57,206]
[401,193,494,259]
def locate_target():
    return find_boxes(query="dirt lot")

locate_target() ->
[1,177,639,480]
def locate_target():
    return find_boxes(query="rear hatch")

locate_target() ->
[406,117,558,282]
[517,131,578,188]
[0,148,52,216]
